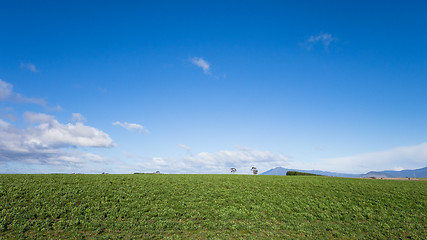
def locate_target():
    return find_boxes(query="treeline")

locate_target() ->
[286,171,322,176]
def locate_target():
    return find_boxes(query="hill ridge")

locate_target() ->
[261,166,427,178]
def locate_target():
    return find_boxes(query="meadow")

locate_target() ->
[0,174,426,239]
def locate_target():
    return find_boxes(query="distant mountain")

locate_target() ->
[378,167,427,178]
[261,167,362,178]
[261,167,291,175]
[360,171,396,178]
[261,166,427,178]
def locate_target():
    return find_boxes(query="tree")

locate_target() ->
[230,168,237,174]
[251,167,258,175]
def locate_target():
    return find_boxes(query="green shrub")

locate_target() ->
[286,171,321,176]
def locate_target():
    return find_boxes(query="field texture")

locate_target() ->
[0,174,426,239]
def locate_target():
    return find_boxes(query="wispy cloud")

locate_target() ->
[15,94,47,105]
[191,57,210,74]
[308,143,427,174]
[0,79,13,100]
[178,144,191,151]
[304,33,337,51]
[20,63,38,73]
[0,79,47,106]
[113,121,149,133]
[0,107,16,122]
[23,111,55,123]
[71,113,86,122]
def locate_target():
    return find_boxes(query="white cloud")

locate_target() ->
[20,63,38,73]
[0,115,113,166]
[191,57,210,74]
[33,122,113,149]
[128,146,288,174]
[184,145,288,171]
[311,143,427,174]
[178,144,191,151]
[113,121,148,133]
[0,79,47,106]
[305,33,337,50]
[71,113,86,122]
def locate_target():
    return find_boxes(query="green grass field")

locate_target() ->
[0,174,426,239]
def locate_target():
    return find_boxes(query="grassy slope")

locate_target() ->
[0,174,426,239]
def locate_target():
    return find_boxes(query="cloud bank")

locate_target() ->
[0,113,113,166]
[306,143,427,174]
[129,146,288,174]
[130,143,427,174]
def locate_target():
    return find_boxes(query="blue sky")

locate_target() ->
[1,1,426,174]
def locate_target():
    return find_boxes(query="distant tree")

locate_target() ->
[251,167,258,175]
[230,168,237,174]
[286,171,320,176]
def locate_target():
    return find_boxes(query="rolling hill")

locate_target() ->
[261,167,361,178]
[261,166,427,178]
[378,167,427,178]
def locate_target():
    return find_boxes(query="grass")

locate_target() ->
[0,174,426,239]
